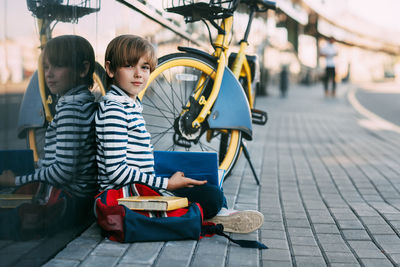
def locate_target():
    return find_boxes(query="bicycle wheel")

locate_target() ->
[26,62,107,163]
[141,53,242,176]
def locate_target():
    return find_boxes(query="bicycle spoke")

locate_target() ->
[142,112,175,121]
[142,93,175,125]
[157,71,185,113]
[146,84,177,116]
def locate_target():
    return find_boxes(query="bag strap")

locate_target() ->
[201,224,268,249]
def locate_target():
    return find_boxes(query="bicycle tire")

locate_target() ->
[141,52,242,177]
[26,62,107,163]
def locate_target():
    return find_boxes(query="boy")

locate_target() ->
[96,35,263,233]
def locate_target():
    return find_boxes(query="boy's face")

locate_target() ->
[43,56,78,95]
[106,56,151,99]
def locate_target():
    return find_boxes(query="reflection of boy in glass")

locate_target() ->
[0,35,98,239]
[320,37,338,97]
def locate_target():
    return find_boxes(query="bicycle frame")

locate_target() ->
[191,16,256,128]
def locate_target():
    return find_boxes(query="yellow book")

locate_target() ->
[117,196,188,211]
[0,194,33,208]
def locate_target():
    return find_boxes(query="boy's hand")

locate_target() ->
[0,170,16,186]
[167,171,207,191]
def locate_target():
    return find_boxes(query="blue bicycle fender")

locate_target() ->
[207,67,253,140]
[17,71,45,138]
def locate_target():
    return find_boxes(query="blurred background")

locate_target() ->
[1,0,400,149]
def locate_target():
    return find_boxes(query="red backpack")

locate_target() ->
[95,183,267,249]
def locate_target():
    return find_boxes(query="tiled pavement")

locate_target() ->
[44,83,400,267]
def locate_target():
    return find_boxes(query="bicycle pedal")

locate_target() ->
[251,109,268,125]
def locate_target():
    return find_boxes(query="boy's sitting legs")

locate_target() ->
[173,184,224,219]
[173,184,264,233]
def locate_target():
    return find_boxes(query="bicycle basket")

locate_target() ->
[26,0,100,23]
[164,0,240,22]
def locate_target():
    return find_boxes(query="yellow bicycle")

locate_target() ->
[19,0,106,163]
[140,0,276,181]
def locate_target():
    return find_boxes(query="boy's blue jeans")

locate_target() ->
[173,184,227,219]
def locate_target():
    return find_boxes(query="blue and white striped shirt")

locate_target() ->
[95,86,168,191]
[16,86,98,197]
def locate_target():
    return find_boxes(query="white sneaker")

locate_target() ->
[205,208,264,233]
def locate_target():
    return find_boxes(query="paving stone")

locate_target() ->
[294,256,326,266]
[359,216,387,225]
[156,241,196,263]
[366,224,396,234]
[383,214,400,221]
[263,238,289,250]
[79,223,103,239]
[226,246,259,266]
[261,249,291,261]
[289,236,318,246]
[320,242,351,253]
[288,227,313,237]
[353,249,386,259]
[292,245,322,257]
[308,215,336,224]
[342,229,371,240]
[90,240,129,257]
[337,220,365,230]
[195,236,228,255]
[80,255,119,267]
[360,258,394,267]
[348,241,379,250]
[262,260,292,267]
[54,237,98,261]
[262,221,285,230]
[153,259,191,267]
[284,212,308,220]
[263,213,283,222]
[117,264,151,267]
[119,242,163,265]
[330,264,360,267]
[325,252,359,264]
[380,243,400,254]
[373,234,400,244]
[313,223,340,234]
[262,230,287,240]
[42,258,80,267]
[317,234,345,244]
[286,219,310,228]
[190,253,226,267]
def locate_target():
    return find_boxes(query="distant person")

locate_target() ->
[320,37,338,97]
[0,35,98,239]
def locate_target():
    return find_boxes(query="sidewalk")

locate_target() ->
[45,83,400,267]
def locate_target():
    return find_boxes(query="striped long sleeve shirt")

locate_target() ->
[16,86,98,197]
[95,86,168,191]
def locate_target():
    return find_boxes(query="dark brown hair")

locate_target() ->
[105,35,157,88]
[43,35,95,87]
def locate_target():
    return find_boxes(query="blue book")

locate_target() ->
[0,149,35,176]
[153,151,224,188]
